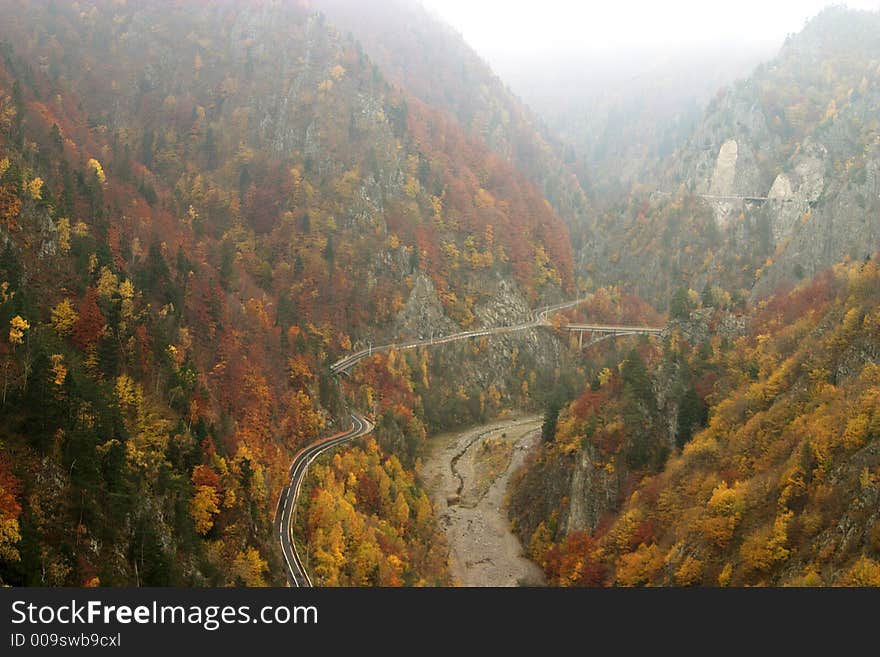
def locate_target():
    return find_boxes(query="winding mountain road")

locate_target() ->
[330,297,594,374]
[277,413,374,587]
[278,296,664,586]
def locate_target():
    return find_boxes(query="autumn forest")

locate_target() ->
[0,0,878,588]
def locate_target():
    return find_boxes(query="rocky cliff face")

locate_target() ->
[671,88,880,300]
[389,271,565,408]
[392,273,459,340]
[752,133,880,298]
[664,8,880,299]
[510,421,624,544]
[563,442,620,535]
[580,8,880,309]
[508,445,576,544]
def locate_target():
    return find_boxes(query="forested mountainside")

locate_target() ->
[311,0,594,257]
[512,257,880,586]
[579,7,880,309]
[0,0,576,586]
[511,7,880,587]
[2,0,878,590]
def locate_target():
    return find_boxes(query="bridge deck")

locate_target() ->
[561,323,663,334]
[330,311,665,373]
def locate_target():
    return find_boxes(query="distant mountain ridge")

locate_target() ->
[578,6,880,309]
[311,0,594,253]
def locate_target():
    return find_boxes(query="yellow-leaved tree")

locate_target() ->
[50,299,78,336]
[841,555,880,586]
[8,316,28,345]
[27,178,43,200]
[190,485,220,535]
[87,158,106,185]
[230,547,268,586]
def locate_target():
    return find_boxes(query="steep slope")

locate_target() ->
[509,291,717,551]
[0,0,574,586]
[581,7,880,309]
[510,10,880,587]
[311,0,594,254]
[516,258,880,586]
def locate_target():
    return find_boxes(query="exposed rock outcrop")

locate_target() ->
[564,441,619,534]
[393,273,459,341]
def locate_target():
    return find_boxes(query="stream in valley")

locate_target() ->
[421,415,546,587]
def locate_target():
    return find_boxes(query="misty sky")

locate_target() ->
[420,0,880,58]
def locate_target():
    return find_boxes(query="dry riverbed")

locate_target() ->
[421,415,545,587]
